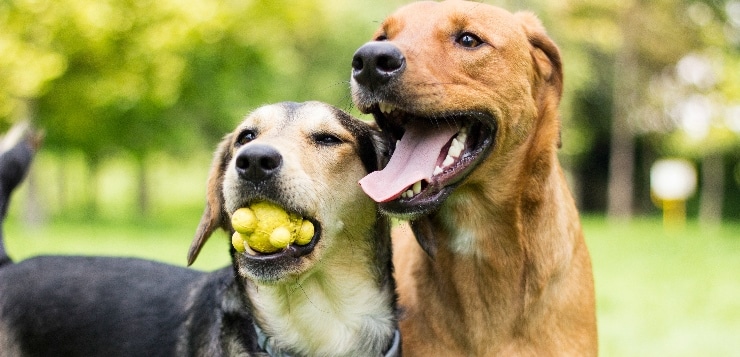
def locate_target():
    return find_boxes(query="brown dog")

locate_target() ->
[350,1,597,355]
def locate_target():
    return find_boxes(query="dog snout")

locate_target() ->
[235,144,283,181]
[351,41,405,88]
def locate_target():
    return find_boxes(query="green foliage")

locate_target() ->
[538,0,738,159]
[3,0,740,217]
[0,0,403,158]
[526,0,740,216]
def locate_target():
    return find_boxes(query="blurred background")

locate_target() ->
[1,0,739,355]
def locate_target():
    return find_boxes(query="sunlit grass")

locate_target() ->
[3,206,740,355]
[4,205,232,271]
[583,216,740,357]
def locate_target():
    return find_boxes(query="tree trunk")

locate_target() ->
[57,155,66,209]
[607,6,640,221]
[136,157,149,217]
[85,158,100,216]
[699,153,723,227]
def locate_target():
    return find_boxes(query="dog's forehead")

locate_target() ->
[293,102,354,135]
[238,102,354,138]
[382,1,523,45]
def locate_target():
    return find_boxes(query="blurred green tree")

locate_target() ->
[534,0,740,221]
[0,0,402,216]
[3,0,738,221]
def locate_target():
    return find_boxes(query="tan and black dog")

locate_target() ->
[0,102,400,356]
[351,1,597,355]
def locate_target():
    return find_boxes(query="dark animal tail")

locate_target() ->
[0,122,41,267]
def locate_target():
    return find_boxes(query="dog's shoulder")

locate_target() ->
[178,267,265,356]
[0,256,218,355]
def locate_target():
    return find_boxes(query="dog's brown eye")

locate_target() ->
[375,34,388,41]
[236,130,257,146]
[456,33,483,48]
[313,133,342,146]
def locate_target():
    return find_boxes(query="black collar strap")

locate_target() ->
[254,323,401,357]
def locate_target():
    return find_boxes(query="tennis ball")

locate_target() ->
[231,201,315,254]
[296,220,314,246]
[244,230,280,254]
[269,226,292,248]
[231,208,257,234]
[232,231,247,253]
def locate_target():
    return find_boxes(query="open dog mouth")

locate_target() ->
[235,209,322,281]
[359,103,496,216]
[241,219,321,262]
[232,201,322,264]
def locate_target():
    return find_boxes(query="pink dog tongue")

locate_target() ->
[359,123,459,202]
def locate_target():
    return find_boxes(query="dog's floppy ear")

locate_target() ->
[187,134,233,266]
[364,121,391,172]
[516,11,564,148]
[516,12,563,99]
[334,106,389,173]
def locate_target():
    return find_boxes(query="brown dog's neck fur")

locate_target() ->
[400,145,593,355]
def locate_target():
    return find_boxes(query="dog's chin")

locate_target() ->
[235,218,322,283]
[378,185,455,220]
[366,104,496,219]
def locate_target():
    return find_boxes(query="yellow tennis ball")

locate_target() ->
[295,220,314,246]
[245,230,280,254]
[251,201,290,232]
[231,231,247,253]
[246,201,291,253]
[232,208,257,234]
[231,201,314,254]
[287,212,302,233]
[269,226,293,248]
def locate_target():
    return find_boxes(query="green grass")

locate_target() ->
[3,211,740,356]
[582,216,740,357]
[3,206,232,271]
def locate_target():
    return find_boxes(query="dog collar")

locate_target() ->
[384,329,402,357]
[254,323,401,357]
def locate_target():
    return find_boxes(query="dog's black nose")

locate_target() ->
[351,41,405,88]
[235,144,282,181]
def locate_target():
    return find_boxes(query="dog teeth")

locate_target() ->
[379,102,395,114]
[432,127,471,178]
[412,181,422,194]
[402,180,424,199]
[441,155,455,167]
[449,138,463,158]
